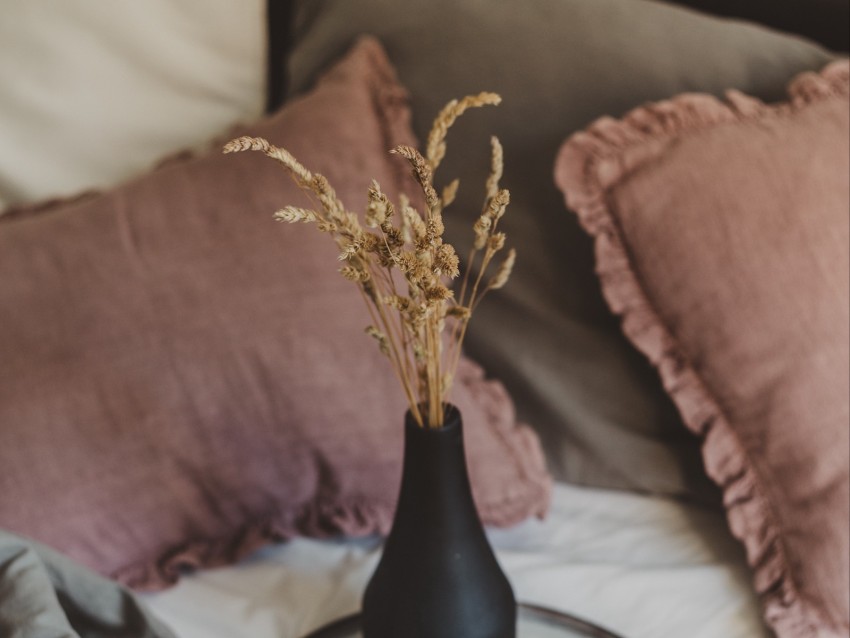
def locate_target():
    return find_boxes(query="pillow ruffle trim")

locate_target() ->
[116,444,551,593]
[113,361,552,591]
[555,59,849,638]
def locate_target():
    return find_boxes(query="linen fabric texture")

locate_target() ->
[0,38,551,591]
[556,61,850,638]
[284,0,836,500]
[0,530,176,638]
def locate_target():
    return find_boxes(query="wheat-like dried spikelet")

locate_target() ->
[366,180,395,228]
[488,232,506,252]
[445,305,471,320]
[274,206,318,224]
[434,244,460,278]
[488,248,516,290]
[391,145,439,211]
[339,265,370,282]
[382,295,412,311]
[338,239,363,261]
[473,215,492,250]
[222,136,272,154]
[365,325,391,356]
[224,136,313,186]
[426,92,501,170]
[400,194,427,244]
[485,189,510,221]
[485,137,503,200]
[441,179,460,210]
[311,174,349,224]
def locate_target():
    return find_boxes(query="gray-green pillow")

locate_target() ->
[284,0,833,499]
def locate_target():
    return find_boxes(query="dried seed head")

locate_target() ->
[417,248,432,262]
[445,305,471,320]
[473,215,492,250]
[408,265,433,292]
[338,239,362,261]
[441,179,460,209]
[223,136,272,154]
[224,136,313,185]
[426,215,445,242]
[485,136,504,200]
[311,174,347,222]
[400,194,427,243]
[426,93,502,171]
[365,325,390,356]
[488,232,506,252]
[383,295,412,311]
[408,305,429,328]
[397,252,418,274]
[360,233,380,253]
[488,248,516,290]
[424,284,452,303]
[273,206,318,224]
[365,202,387,228]
[486,189,510,221]
[362,277,377,302]
[383,226,404,249]
[391,145,439,211]
[434,243,460,278]
[376,243,396,268]
[366,180,395,228]
[339,265,369,282]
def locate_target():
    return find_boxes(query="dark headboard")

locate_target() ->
[665,0,849,52]
[266,0,294,113]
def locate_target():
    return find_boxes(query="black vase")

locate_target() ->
[361,405,516,638]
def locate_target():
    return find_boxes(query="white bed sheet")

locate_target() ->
[142,483,769,638]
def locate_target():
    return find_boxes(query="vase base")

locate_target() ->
[300,603,624,638]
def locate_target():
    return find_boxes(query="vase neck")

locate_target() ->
[392,406,480,533]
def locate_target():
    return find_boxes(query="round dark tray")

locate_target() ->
[301,602,625,637]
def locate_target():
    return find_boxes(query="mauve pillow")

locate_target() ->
[284,0,836,499]
[556,61,849,638]
[0,38,551,591]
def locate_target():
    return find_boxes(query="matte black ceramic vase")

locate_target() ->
[361,405,516,638]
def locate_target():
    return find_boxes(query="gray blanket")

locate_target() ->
[0,531,176,638]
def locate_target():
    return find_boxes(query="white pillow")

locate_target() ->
[0,0,265,212]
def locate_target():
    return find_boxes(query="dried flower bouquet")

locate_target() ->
[224,93,513,428]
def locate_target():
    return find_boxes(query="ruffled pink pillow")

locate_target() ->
[556,61,849,638]
[0,38,551,591]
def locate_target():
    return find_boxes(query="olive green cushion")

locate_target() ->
[284,0,833,498]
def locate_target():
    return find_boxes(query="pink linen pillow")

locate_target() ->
[0,37,551,591]
[556,61,850,638]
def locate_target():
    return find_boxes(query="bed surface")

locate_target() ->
[142,483,768,638]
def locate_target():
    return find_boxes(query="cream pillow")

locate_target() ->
[0,0,265,212]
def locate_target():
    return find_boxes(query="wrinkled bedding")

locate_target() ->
[0,530,174,638]
[142,484,769,638]
[0,483,768,638]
